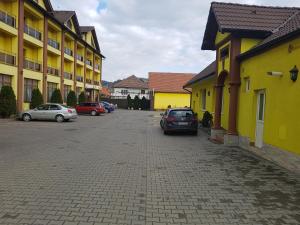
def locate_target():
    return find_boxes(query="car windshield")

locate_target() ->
[169,110,193,118]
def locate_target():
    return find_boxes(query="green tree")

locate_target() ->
[133,95,141,110]
[127,94,132,109]
[67,90,77,107]
[141,96,147,110]
[30,88,43,109]
[0,86,16,118]
[78,92,86,104]
[50,89,63,104]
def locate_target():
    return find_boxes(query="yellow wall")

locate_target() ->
[241,38,262,54]
[190,77,216,120]
[154,92,191,110]
[238,36,300,155]
[217,41,231,74]
[215,32,230,46]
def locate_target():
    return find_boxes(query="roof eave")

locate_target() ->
[183,73,215,88]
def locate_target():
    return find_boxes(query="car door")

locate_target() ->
[48,104,61,120]
[31,105,49,120]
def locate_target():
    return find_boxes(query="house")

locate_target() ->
[148,72,195,110]
[0,0,104,111]
[100,86,111,98]
[111,75,149,99]
[183,61,216,120]
[187,2,300,172]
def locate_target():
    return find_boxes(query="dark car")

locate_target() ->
[160,108,198,135]
[75,102,105,116]
[101,101,115,113]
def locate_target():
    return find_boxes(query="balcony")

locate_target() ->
[76,54,84,62]
[95,64,100,70]
[0,50,16,66]
[86,78,92,84]
[24,58,42,72]
[64,47,73,57]
[76,76,84,82]
[48,38,60,50]
[64,72,73,80]
[94,81,100,86]
[47,66,59,76]
[24,24,42,41]
[0,10,16,28]
[85,59,92,67]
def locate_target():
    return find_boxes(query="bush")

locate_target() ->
[50,89,63,104]
[78,92,86,104]
[0,86,16,118]
[127,94,132,109]
[30,88,43,109]
[133,95,141,110]
[202,111,213,128]
[67,90,77,107]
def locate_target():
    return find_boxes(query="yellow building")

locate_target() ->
[188,2,300,172]
[148,72,195,110]
[0,0,104,111]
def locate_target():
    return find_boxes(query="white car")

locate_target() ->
[20,104,78,122]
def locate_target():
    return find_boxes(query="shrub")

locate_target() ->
[30,88,43,109]
[67,90,77,107]
[78,92,86,104]
[202,111,213,128]
[141,96,149,110]
[133,95,141,110]
[50,89,63,104]
[127,94,132,109]
[0,86,16,118]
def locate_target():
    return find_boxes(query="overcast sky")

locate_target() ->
[51,0,300,81]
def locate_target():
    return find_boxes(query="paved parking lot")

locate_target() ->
[0,110,299,225]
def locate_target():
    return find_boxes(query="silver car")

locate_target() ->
[20,104,78,122]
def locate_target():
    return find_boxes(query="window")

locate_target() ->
[49,104,61,110]
[244,77,250,92]
[47,82,57,102]
[64,85,71,102]
[0,74,12,90]
[24,79,38,102]
[141,90,145,94]
[201,89,206,110]
[37,104,49,111]
[121,89,128,95]
[220,46,229,60]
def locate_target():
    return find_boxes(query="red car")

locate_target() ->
[75,102,105,116]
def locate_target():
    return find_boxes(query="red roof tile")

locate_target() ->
[148,73,196,93]
[113,75,148,89]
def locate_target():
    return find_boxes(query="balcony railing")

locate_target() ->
[24,24,42,41]
[47,66,59,76]
[48,38,60,50]
[76,76,84,82]
[24,58,42,72]
[0,10,16,28]
[95,64,100,70]
[85,59,92,67]
[86,78,92,84]
[94,81,100,86]
[76,54,84,62]
[64,72,73,80]
[0,50,16,66]
[64,47,73,57]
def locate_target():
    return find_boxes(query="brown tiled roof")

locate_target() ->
[149,73,196,93]
[184,61,216,88]
[113,75,148,89]
[80,26,95,33]
[239,11,300,60]
[79,26,101,52]
[52,11,81,35]
[202,2,300,50]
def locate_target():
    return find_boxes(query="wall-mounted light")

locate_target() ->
[290,65,298,82]
[267,71,283,77]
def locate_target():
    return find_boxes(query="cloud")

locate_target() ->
[51,0,300,81]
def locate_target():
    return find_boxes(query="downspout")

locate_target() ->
[183,87,192,108]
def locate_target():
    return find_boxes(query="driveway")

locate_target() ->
[0,110,299,225]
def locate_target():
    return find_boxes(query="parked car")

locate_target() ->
[75,102,105,116]
[101,101,115,113]
[160,108,198,135]
[20,104,77,122]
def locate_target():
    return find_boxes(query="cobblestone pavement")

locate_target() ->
[0,110,299,225]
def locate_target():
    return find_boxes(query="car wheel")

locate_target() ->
[22,113,31,122]
[64,119,70,122]
[164,130,169,135]
[56,115,64,123]
[91,110,97,116]
[192,130,198,136]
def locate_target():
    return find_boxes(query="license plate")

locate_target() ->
[178,122,188,126]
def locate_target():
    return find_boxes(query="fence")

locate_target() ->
[101,97,151,110]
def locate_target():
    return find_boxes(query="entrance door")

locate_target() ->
[255,91,266,148]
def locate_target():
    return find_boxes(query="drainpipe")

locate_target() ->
[183,87,192,108]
